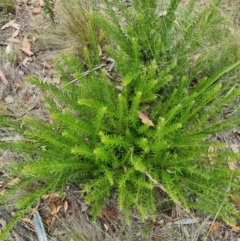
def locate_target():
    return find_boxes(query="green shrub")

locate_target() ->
[1,0,240,238]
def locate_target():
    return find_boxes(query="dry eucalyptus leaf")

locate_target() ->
[21,47,34,56]
[7,38,21,43]
[12,29,20,38]
[7,177,20,186]
[0,71,9,85]
[232,196,240,210]
[22,57,31,66]
[11,23,20,30]
[210,221,222,232]
[138,112,154,126]
[1,20,15,30]
[21,36,31,50]
[194,52,201,61]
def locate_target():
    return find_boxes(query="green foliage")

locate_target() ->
[43,0,56,21]
[1,0,240,238]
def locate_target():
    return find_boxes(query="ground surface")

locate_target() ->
[0,0,240,240]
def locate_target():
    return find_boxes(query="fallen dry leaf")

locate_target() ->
[21,36,31,50]
[232,226,240,231]
[56,204,62,213]
[138,112,154,126]
[194,52,202,61]
[7,177,20,186]
[11,23,20,30]
[210,221,222,232]
[103,223,109,232]
[153,237,162,241]
[63,200,68,212]
[33,7,41,14]
[1,20,15,30]
[102,210,117,217]
[12,29,19,38]
[232,196,240,210]
[14,82,22,89]
[0,71,9,85]
[50,202,57,214]
[20,47,34,56]
[22,57,31,66]
[7,38,21,43]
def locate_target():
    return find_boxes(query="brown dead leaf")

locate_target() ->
[153,237,162,241]
[22,57,31,66]
[44,215,52,226]
[33,7,41,14]
[232,226,240,231]
[11,23,20,30]
[21,36,31,50]
[56,204,62,213]
[42,194,50,199]
[138,112,154,126]
[210,221,222,232]
[7,38,21,43]
[232,196,240,210]
[14,82,22,89]
[7,177,20,186]
[1,20,15,30]
[0,71,9,85]
[63,200,68,212]
[103,223,109,232]
[194,52,202,61]
[12,29,19,38]
[50,202,57,214]
[102,210,117,217]
[20,47,34,56]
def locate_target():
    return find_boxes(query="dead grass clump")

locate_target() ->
[55,0,105,61]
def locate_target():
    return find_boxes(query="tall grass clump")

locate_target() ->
[0,0,240,238]
[55,0,105,63]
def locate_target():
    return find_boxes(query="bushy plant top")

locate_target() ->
[0,0,240,238]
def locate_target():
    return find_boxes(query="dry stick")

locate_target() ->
[69,63,107,83]
[18,101,45,119]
